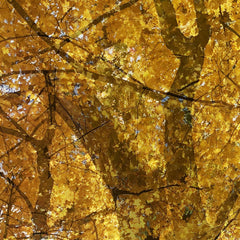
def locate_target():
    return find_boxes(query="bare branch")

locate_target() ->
[216,181,240,226]
[9,0,139,65]
[214,208,240,240]
[0,105,31,139]
[1,69,239,109]
[0,172,34,212]
[3,185,13,238]
[0,126,26,139]
[220,69,240,90]
[70,0,139,40]
[49,120,110,158]
[0,140,23,160]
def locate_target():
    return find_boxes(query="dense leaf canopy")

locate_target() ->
[0,0,240,239]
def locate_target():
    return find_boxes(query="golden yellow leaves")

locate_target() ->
[1,0,240,239]
[172,0,198,37]
[2,47,10,55]
[117,197,148,239]
[47,114,116,238]
[192,101,240,237]
[95,213,120,240]
[0,98,12,108]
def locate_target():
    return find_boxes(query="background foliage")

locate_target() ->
[0,0,240,239]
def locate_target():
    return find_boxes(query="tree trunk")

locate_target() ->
[31,146,53,239]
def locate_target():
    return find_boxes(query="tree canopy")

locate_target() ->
[0,0,240,239]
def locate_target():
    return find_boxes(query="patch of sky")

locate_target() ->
[233,113,239,121]
[161,96,169,103]
[27,99,34,105]
[135,130,140,134]
[51,10,59,17]
[59,31,66,37]
[0,84,19,93]
[71,135,78,142]
[73,84,80,95]
[0,162,8,175]
[31,60,37,64]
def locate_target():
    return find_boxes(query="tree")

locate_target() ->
[0,0,239,239]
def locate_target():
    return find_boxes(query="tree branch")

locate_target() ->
[109,184,181,202]
[215,180,240,226]
[9,0,139,65]
[220,69,240,90]
[214,208,240,240]
[70,0,139,40]
[1,69,239,109]
[0,172,34,212]
[48,120,110,158]
[0,105,30,137]
[3,185,13,238]
[0,126,25,139]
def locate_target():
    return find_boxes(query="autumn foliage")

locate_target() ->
[0,0,240,239]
